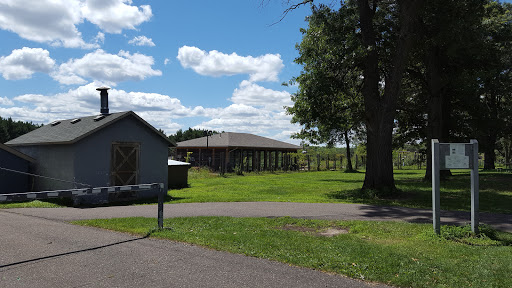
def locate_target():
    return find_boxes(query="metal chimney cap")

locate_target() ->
[96,86,110,91]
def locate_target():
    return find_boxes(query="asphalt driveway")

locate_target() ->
[5,202,512,232]
[1,202,510,287]
[0,210,388,288]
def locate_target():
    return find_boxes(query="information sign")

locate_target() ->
[432,139,479,234]
[445,144,469,169]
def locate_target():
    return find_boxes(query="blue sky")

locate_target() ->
[0,0,320,144]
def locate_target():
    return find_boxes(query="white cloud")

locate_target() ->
[1,82,300,141]
[177,46,284,82]
[0,47,55,80]
[194,103,299,139]
[52,49,162,85]
[81,0,152,34]
[0,0,96,48]
[94,32,105,44]
[164,58,170,65]
[0,96,14,106]
[0,0,152,48]
[3,82,193,134]
[231,80,292,110]
[128,35,155,47]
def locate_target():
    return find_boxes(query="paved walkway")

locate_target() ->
[2,202,510,287]
[5,202,512,232]
[0,211,387,288]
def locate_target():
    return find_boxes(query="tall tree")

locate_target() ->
[287,4,363,171]
[287,0,423,195]
[357,0,423,195]
[472,1,512,169]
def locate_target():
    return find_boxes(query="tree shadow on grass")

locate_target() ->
[319,179,366,184]
[356,205,512,233]
[326,189,397,206]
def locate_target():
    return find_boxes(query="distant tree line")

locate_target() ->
[0,116,40,143]
[167,128,221,146]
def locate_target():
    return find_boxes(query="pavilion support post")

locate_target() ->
[275,151,279,170]
[256,151,260,171]
[219,152,225,174]
[270,152,274,171]
[252,149,256,171]
[212,148,216,170]
[246,150,249,172]
[264,150,268,170]
[225,148,229,172]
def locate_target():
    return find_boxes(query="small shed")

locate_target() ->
[176,132,300,172]
[0,143,35,193]
[167,159,191,189]
[5,88,173,203]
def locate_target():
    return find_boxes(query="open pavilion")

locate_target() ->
[175,132,301,172]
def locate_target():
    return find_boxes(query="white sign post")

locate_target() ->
[431,139,479,234]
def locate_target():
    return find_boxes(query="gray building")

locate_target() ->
[0,143,35,193]
[176,132,301,171]
[167,159,191,189]
[6,88,173,203]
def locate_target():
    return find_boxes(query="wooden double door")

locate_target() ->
[110,142,140,186]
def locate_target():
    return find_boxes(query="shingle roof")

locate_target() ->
[5,111,173,146]
[176,132,300,150]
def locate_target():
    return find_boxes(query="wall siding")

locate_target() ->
[0,149,31,193]
[13,145,75,191]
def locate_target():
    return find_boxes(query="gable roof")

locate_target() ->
[0,142,35,162]
[176,132,300,150]
[5,111,173,147]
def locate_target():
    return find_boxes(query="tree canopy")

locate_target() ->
[167,128,221,146]
[0,117,40,144]
[288,0,512,194]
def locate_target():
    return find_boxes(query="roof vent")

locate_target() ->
[71,118,81,124]
[50,120,61,126]
[96,86,110,115]
[94,115,105,122]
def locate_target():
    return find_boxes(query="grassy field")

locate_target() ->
[2,169,512,214]
[169,169,512,214]
[74,216,512,288]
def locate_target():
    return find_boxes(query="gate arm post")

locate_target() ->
[158,183,164,229]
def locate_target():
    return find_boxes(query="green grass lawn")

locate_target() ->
[74,216,512,288]
[0,198,72,209]
[2,169,512,214]
[169,169,512,214]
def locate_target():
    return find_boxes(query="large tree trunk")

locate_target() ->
[344,130,353,171]
[424,47,452,180]
[505,139,512,168]
[358,0,423,196]
[484,146,496,169]
[483,96,499,170]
